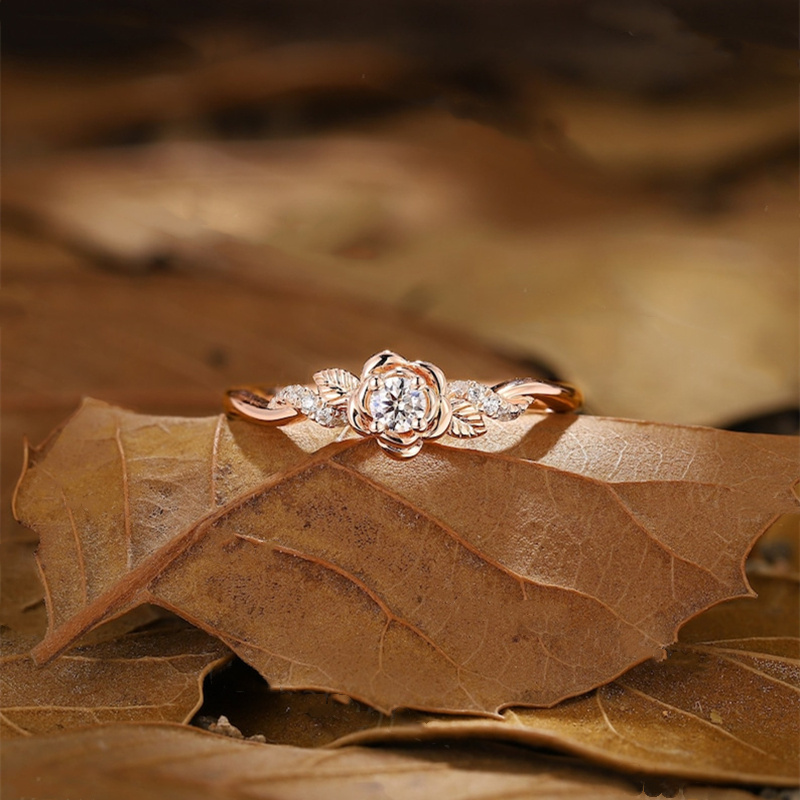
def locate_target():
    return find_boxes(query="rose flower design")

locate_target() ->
[347,351,452,458]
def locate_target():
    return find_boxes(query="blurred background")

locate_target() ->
[3,0,798,472]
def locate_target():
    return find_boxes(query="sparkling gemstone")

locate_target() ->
[467,384,489,406]
[299,392,321,415]
[369,376,428,433]
[494,397,530,421]
[314,406,336,427]
[447,380,470,397]
[481,394,502,416]
[274,385,306,407]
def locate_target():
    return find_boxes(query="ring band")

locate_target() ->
[225,350,582,458]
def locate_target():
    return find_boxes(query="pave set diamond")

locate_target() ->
[447,380,530,421]
[271,385,346,428]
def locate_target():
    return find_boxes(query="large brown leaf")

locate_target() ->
[223,574,798,786]
[14,399,797,715]
[1,623,230,737]
[0,723,661,800]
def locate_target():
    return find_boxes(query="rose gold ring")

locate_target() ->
[225,350,582,459]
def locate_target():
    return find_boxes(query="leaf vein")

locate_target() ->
[618,684,778,759]
[115,423,132,570]
[330,459,664,648]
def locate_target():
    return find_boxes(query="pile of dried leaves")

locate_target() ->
[2,5,798,799]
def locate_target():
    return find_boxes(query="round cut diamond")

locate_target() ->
[369,376,428,433]
[467,383,488,406]
[299,392,321,415]
[481,394,502,416]
[313,406,337,427]
[271,384,305,408]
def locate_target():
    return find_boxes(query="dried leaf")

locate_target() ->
[0,624,231,737]
[1,723,656,800]
[0,408,167,640]
[14,400,798,716]
[0,407,63,635]
[1,412,169,643]
[242,574,798,786]
[4,121,796,426]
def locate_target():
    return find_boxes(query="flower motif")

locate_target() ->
[347,351,452,458]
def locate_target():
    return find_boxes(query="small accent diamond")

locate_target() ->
[299,392,320,416]
[468,384,488,406]
[272,385,306,408]
[270,385,345,427]
[448,380,480,400]
[448,380,531,420]
[312,405,342,428]
[481,395,500,415]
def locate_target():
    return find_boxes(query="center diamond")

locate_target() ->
[369,375,428,433]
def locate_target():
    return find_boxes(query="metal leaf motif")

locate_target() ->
[313,368,359,407]
[448,400,486,438]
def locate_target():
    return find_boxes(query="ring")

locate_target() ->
[225,350,582,458]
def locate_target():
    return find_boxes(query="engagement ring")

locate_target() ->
[225,350,582,458]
